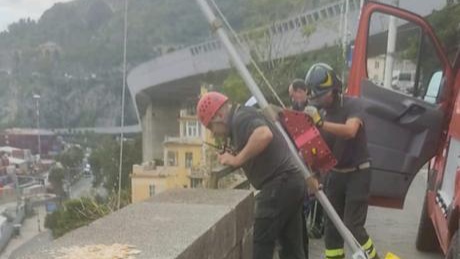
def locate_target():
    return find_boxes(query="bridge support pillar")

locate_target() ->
[141,102,180,163]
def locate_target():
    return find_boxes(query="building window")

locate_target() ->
[182,122,187,137]
[186,121,199,138]
[375,61,380,69]
[191,178,203,188]
[167,151,177,166]
[149,184,156,197]
[185,152,193,168]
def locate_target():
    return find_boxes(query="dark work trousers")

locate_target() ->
[253,172,306,259]
[302,207,310,259]
[324,168,377,258]
[307,198,324,238]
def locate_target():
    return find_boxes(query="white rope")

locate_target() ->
[209,0,286,108]
[117,0,129,210]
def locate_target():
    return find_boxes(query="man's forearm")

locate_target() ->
[235,126,273,165]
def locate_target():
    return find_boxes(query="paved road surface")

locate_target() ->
[309,170,443,259]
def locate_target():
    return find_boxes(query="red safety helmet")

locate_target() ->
[196,92,229,128]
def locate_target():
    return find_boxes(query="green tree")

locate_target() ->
[55,146,85,186]
[44,190,131,238]
[244,0,319,28]
[89,136,142,192]
[58,146,84,169]
[428,3,460,59]
[48,167,65,196]
[220,43,344,105]
[221,71,251,103]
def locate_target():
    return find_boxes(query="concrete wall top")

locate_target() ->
[12,189,254,259]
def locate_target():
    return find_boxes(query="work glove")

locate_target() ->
[305,175,321,194]
[304,105,324,127]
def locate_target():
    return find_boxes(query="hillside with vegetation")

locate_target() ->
[0,0,335,129]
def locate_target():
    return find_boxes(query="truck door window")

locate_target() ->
[366,12,443,103]
[424,71,443,104]
[416,35,444,102]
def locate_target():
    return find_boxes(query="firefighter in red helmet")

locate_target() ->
[197,91,317,259]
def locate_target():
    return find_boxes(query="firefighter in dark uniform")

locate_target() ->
[197,92,317,259]
[302,63,380,259]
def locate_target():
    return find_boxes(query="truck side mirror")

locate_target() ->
[424,71,443,104]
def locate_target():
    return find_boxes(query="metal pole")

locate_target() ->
[33,94,41,160]
[37,206,41,232]
[117,0,129,210]
[359,0,365,20]
[194,1,368,258]
[343,0,349,61]
[13,167,20,212]
[342,0,350,81]
[383,0,399,89]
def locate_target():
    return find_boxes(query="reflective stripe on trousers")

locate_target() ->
[325,238,378,259]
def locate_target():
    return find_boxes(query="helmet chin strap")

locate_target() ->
[309,90,343,110]
[334,89,344,108]
[292,101,307,111]
[309,99,323,109]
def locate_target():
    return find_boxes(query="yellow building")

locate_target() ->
[131,97,214,203]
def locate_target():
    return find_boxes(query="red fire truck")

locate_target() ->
[348,1,460,258]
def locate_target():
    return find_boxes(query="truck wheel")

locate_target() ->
[446,232,459,259]
[416,195,440,251]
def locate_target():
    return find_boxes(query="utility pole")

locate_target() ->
[359,0,365,19]
[383,0,399,89]
[341,0,350,81]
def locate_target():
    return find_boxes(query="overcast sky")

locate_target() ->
[0,0,73,32]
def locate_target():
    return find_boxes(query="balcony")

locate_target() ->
[163,136,202,145]
[179,108,197,118]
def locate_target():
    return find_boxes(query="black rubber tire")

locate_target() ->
[446,231,460,259]
[416,194,440,252]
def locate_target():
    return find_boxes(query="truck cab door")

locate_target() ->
[347,1,455,209]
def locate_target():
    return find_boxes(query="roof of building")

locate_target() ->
[2,128,55,136]
[132,165,179,177]
[8,157,27,165]
[40,159,56,165]
[0,146,22,153]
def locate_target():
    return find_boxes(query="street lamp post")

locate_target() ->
[33,94,41,161]
[37,206,41,232]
